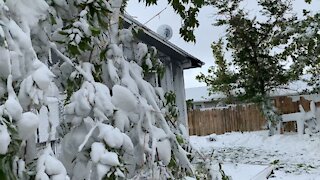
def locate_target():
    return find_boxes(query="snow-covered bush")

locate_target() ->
[0,0,221,179]
[0,0,62,179]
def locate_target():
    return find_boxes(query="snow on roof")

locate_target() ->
[185,86,226,102]
[186,75,314,102]
[270,74,313,97]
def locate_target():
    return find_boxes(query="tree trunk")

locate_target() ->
[260,98,282,136]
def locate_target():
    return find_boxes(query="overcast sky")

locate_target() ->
[126,0,320,88]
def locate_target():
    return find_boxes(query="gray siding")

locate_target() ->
[172,63,188,127]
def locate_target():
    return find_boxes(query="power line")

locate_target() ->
[144,6,168,25]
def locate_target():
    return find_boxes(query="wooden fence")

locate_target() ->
[188,95,320,135]
[188,104,266,135]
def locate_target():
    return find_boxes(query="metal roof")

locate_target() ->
[121,14,204,69]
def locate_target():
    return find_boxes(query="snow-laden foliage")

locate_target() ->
[0,0,215,179]
[0,0,61,179]
[36,146,68,180]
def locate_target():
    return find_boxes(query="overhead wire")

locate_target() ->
[143,6,168,25]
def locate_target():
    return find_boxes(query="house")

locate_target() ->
[185,86,227,109]
[186,75,315,110]
[122,14,204,126]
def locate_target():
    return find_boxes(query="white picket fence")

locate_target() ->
[280,100,319,135]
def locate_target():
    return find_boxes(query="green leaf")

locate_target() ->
[141,0,157,6]
[55,40,66,44]
[68,44,80,55]
[90,26,101,36]
[49,13,57,25]
[168,156,177,169]
[58,30,69,36]
[192,0,204,7]
[0,169,6,180]
[305,0,312,4]
[176,135,184,144]
[100,49,107,60]
[78,39,91,51]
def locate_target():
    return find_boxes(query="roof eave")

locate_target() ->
[121,14,204,69]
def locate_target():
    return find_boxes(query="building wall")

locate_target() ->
[158,55,188,127]
[192,101,223,110]
[160,57,174,92]
[172,63,188,127]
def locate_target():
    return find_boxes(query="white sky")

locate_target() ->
[126,0,320,88]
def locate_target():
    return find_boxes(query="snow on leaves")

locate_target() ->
[0,0,204,179]
[0,0,64,179]
[36,146,68,180]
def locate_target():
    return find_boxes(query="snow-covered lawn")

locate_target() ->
[190,131,320,180]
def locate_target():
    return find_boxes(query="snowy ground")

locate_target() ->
[190,131,320,180]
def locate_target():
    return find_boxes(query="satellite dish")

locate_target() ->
[157,24,173,40]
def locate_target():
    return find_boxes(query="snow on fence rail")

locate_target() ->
[188,95,320,135]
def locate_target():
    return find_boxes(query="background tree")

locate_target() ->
[201,0,300,135]
[197,39,237,103]
[284,10,320,93]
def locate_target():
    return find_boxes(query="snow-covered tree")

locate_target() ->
[0,0,220,179]
[200,0,301,135]
[0,0,64,178]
